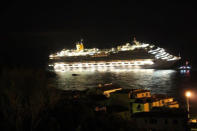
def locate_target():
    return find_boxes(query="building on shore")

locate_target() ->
[91,85,181,123]
[129,89,151,99]
[97,83,122,98]
[129,89,179,114]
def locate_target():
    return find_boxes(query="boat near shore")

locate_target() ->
[178,61,191,70]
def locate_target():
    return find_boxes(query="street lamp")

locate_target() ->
[185,91,191,119]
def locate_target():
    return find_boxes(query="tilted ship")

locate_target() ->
[49,38,181,71]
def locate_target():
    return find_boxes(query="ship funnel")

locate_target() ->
[76,39,84,51]
[133,37,140,46]
[133,37,136,42]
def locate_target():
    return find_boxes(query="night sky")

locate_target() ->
[0,1,196,67]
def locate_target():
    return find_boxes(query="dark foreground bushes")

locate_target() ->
[0,68,136,131]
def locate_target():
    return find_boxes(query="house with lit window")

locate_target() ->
[151,94,179,108]
[129,89,151,99]
[129,89,179,114]
[130,98,151,114]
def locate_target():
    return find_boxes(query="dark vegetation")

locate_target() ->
[0,34,136,131]
[0,68,136,131]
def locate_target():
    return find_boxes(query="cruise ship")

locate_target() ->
[49,38,181,71]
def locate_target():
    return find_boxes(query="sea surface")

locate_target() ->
[53,68,195,93]
[52,67,197,112]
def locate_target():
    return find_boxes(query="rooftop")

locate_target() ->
[98,83,122,92]
[151,94,172,99]
[130,89,150,94]
[131,95,174,103]
[133,98,154,103]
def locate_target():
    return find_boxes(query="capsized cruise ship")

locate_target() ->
[49,38,181,71]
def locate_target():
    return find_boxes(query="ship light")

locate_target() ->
[187,66,191,69]
[78,63,83,67]
[150,45,155,48]
[154,48,161,51]
[161,57,168,60]
[49,54,55,58]
[143,61,154,65]
[155,56,160,59]
[167,57,177,61]
[151,52,157,54]
[160,52,167,56]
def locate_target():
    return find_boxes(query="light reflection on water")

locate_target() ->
[54,67,178,95]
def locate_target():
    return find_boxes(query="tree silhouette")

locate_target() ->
[0,68,60,131]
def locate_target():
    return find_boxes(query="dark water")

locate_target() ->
[53,68,195,94]
[53,68,197,112]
